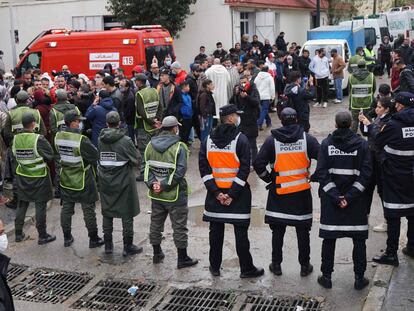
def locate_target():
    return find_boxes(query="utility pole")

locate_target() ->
[316,0,321,27]
[373,0,377,14]
[8,2,17,68]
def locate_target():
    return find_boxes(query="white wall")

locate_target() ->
[0,0,108,71]
[279,9,312,47]
[173,0,232,70]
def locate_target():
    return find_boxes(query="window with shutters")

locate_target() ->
[240,12,249,36]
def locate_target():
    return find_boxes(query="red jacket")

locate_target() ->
[391,67,400,91]
[174,70,188,85]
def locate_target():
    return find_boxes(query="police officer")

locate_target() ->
[373,92,414,266]
[98,111,142,257]
[49,89,81,198]
[135,73,162,181]
[315,111,372,290]
[349,60,376,133]
[199,104,264,278]
[4,90,47,209]
[144,116,198,269]
[348,47,365,74]
[13,112,56,244]
[254,108,319,276]
[54,110,104,248]
[50,89,81,140]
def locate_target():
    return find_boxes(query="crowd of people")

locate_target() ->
[0,31,413,306]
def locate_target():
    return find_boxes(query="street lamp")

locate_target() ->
[7,1,17,67]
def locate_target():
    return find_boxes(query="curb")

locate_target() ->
[4,200,54,237]
[362,264,394,311]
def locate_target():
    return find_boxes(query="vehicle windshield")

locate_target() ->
[145,45,175,69]
[365,28,377,46]
[302,44,342,60]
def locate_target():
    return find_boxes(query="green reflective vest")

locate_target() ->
[144,141,188,202]
[55,131,88,191]
[12,133,47,178]
[9,107,41,134]
[350,72,374,110]
[136,88,160,132]
[52,106,80,131]
[364,48,375,65]
[349,55,363,72]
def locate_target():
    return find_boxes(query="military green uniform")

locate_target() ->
[98,127,140,242]
[135,86,163,176]
[12,131,54,236]
[49,101,81,140]
[349,69,376,133]
[348,55,364,74]
[144,131,189,249]
[54,128,100,239]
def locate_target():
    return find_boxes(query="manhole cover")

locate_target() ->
[11,268,93,304]
[71,278,158,311]
[152,287,237,311]
[241,295,324,311]
[7,263,28,283]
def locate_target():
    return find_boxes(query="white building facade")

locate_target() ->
[0,0,326,72]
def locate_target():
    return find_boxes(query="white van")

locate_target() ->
[339,17,390,54]
[386,10,414,40]
[300,39,350,94]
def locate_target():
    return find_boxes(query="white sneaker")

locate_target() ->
[373,222,387,232]
[313,102,321,107]
[322,102,328,108]
[334,99,342,104]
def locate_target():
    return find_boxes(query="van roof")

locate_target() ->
[308,25,364,32]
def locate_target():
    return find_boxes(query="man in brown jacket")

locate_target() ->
[331,49,346,104]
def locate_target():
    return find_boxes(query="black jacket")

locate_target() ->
[315,128,372,239]
[194,53,207,63]
[360,113,392,156]
[213,49,228,60]
[284,83,315,122]
[379,43,392,61]
[398,45,413,65]
[121,88,136,126]
[0,254,15,311]
[199,124,251,224]
[254,124,319,226]
[147,73,160,89]
[398,68,414,93]
[298,56,311,77]
[276,35,287,52]
[229,83,260,138]
[375,107,414,217]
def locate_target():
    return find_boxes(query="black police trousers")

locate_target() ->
[270,223,311,265]
[321,238,366,276]
[209,221,254,273]
[386,216,414,255]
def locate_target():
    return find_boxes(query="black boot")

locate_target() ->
[104,234,113,254]
[153,245,165,264]
[300,263,313,277]
[240,266,265,278]
[122,237,143,257]
[89,231,104,248]
[209,266,220,277]
[317,274,332,289]
[402,247,414,259]
[38,231,56,245]
[177,248,198,269]
[354,275,369,290]
[15,231,25,243]
[372,252,399,266]
[63,231,74,247]
[269,263,282,275]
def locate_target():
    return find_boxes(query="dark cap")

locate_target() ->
[22,112,36,128]
[219,104,243,117]
[106,111,120,124]
[98,90,111,99]
[395,92,414,107]
[280,107,297,125]
[160,69,170,76]
[64,109,85,123]
[16,90,30,103]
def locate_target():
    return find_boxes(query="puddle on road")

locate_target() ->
[188,205,266,227]
[98,253,134,266]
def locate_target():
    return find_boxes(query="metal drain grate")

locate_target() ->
[71,278,158,311]
[241,295,324,311]
[7,263,28,282]
[11,268,92,304]
[152,287,237,311]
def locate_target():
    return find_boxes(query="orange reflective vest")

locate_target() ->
[273,133,310,195]
[206,133,241,189]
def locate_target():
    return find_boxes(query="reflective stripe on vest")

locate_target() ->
[273,132,310,195]
[9,107,41,134]
[328,168,360,176]
[203,211,250,220]
[350,73,374,110]
[55,131,87,191]
[320,224,369,231]
[144,139,188,202]
[99,151,128,167]
[136,88,160,132]
[206,133,241,189]
[384,145,414,156]
[12,133,47,178]
[384,202,414,209]
[265,211,312,221]
[52,107,80,131]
